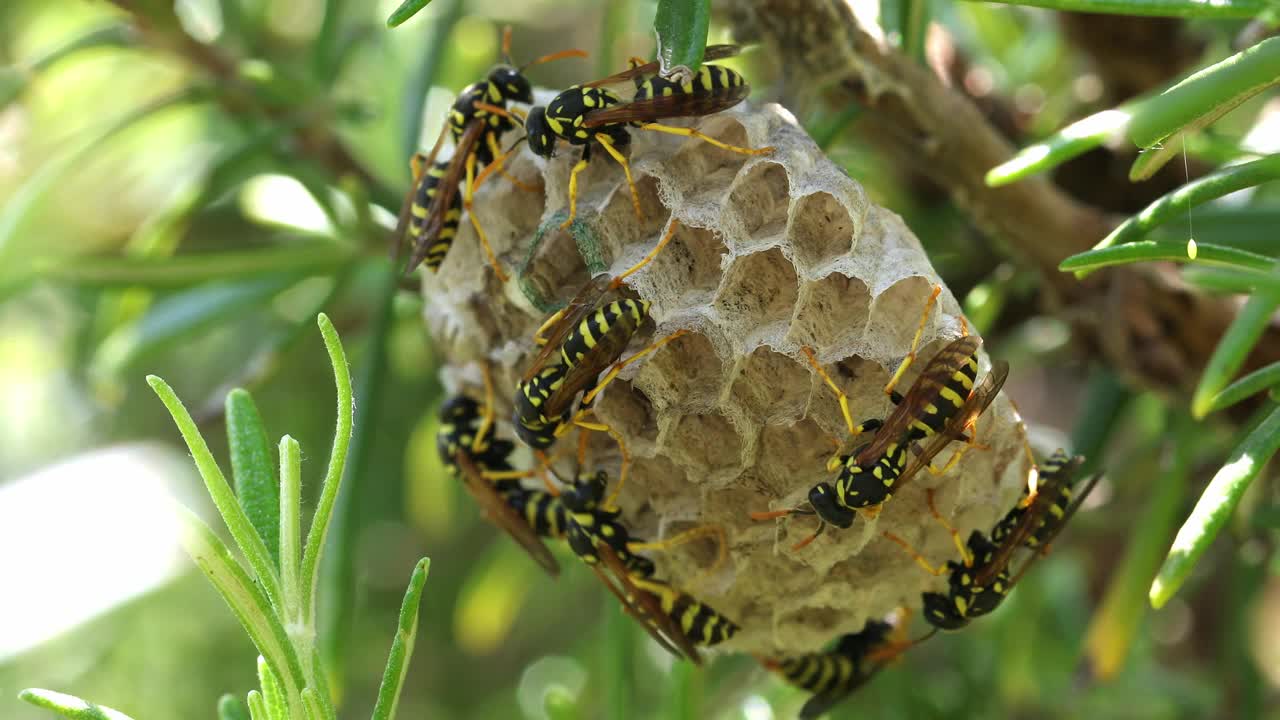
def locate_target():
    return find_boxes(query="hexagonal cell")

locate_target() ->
[626,332,725,416]
[862,275,943,363]
[592,377,659,449]
[713,248,799,347]
[624,223,727,312]
[726,161,790,240]
[516,222,593,311]
[786,272,872,352]
[727,346,812,424]
[661,412,745,476]
[789,191,855,270]
[542,146,632,225]
[593,173,671,267]
[753,419,831,495]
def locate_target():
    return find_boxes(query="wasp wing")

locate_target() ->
[854,336,983,467]
[1008,471,1102,586]
[519,275,613,384]
[404,119,486,274]
[580,84,750,128]
[580,45,742,88]
[972,454,1085,587]
[454,451,561,576]
[593,543,703,664]
[797,665,885,720]
[392,121,453,265]
[887,360,1009,499]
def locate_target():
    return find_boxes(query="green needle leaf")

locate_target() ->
[279,436,303,624]
[175,505,307,707]
[247,691,267,720]
[1093,153,1280,252]
[257,656,287,720]
[218,694,251,720]
[24,245,354,290]
[386,0,434,27]
[228,389,280,569]
[371,558,431,720]
[18,689,137,720]
[987,104,1143,186]
[965,0,1268,17]
[654,0,712,75]
[1129,36,1280,150]
[1191,285,1280,418]
[1151,402,1280,608]
[1203,362,1280,415]
[300,314,354,629]
[148,376,285,610]
[1060,241,1276,274]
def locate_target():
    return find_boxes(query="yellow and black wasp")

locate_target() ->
[557,469,737,664]
[437,380,566,576]
[752,285,1008,548]
[513,219,688,505]
[762,618,924,719]
[973,448,1098,588]
[396,29,585,279]
[524,45,773,228]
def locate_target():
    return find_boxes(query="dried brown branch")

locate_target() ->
[723,0,1280,397]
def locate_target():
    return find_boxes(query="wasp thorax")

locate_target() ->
[423,99,1032,656]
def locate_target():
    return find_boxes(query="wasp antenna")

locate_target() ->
[791,521,826,551]
[501,25,514,65]
[522,48,589,71]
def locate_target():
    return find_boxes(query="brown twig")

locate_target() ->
[723,0,1280,398]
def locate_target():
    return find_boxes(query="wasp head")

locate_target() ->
[489,65,533,105]
[808,482,856,529]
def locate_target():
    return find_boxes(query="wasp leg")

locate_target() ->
[924,488,972,566]
[884,284,943,399]
[462,151,510,282]
[594,132,643,221]
[882,530,950,576]
[561,145,592,229]
[629,524,728,581]
[582,328,689,409]
[801,346,884,441]
[609,218,681,290]
[562,414,632,507]
[637,121,775,157]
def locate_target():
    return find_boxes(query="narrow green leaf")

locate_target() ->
[1151,403,1280,607]
[301,689,326,720]
[218,694,251,720]
[247,691,267,720]
[966,0,1267,17]
[94,275,300,378]
[258,656,288,720]
[1129,36,1280,150]
[306,648,338,720]
[176,505,307,706]
[279,435,303,623]
[1094,153,1280,251]
[18,689,136,720]
[386,0,434,27]
[1204,362,1280,415]
[601,599,634,720]
[987,103,1149,186]
[300,313,354,629]
[148,376,286,610]
[228,389,280,569]
[1060,241,1276,273]
[371,558,431,720]
[2,24,136,109]
[320,260,396,692]
[1083,421,1193,679]
[0,87,206,270]
[1191,285,1280,418]
[654,0,712,74]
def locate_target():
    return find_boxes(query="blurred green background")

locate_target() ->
[2,0,1278,718]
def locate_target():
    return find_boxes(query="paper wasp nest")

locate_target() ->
[421,99,1031,655]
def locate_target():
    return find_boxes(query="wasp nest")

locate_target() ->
[421,99,1031,655]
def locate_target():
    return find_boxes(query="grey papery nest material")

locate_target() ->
[422,99,1031,655]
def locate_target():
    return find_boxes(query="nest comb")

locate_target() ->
[421,99,1032,655]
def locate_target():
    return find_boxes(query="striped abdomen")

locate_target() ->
[776,652,856,695]
[506,489,569,539]
[559,299,650,369]
[632,63,750,114]
[990,449,1077,548]
[409,160,463,272]
[904,352,979,441]
[513,363,572,448]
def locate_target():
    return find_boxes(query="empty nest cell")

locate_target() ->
[713,247,799,347]
[785,272,872,352]
[726,161,790,242]
[660,412,746,477]
[626,332,725,412]
[788,191,856,271]
[727,345,811,423]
